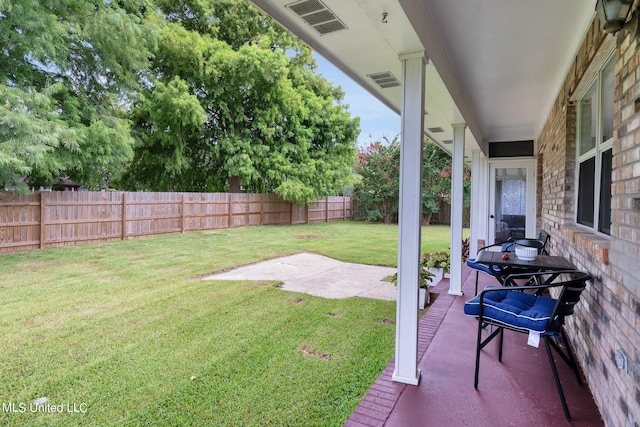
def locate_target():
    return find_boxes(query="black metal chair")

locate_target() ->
[512,230,550,255]
[537,230,550,255]
[463,270,592,420]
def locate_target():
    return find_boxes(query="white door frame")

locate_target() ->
[488,158,537,245]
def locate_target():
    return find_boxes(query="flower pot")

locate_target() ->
[426,267,444,285]
[419,287,429,309]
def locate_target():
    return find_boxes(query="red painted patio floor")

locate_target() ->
[345,266,604,427]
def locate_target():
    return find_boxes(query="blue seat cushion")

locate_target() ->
[466,259,499,275]
[464,290,557,332]
[501,242,515,252]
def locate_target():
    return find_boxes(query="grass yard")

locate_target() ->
[0,222,460,426]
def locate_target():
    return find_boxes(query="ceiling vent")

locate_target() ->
[286,0,347,35]
[367,72,401,88]
[428,127,444,133]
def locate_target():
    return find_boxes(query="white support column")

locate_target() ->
[393,51,426,386]
[449,124,466,296]
[469,150,489,258]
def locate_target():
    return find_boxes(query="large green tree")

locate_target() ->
[121,0,359,203]
[0,0,159,190]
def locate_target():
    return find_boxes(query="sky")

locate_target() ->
[313,53,400,149]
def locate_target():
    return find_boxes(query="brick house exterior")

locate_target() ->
[538,15,640,427]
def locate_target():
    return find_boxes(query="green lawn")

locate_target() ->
[0,222,460,426]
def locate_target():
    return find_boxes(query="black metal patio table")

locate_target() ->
[474,250,575,285]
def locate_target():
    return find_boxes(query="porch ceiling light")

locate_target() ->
[596,0,637,34]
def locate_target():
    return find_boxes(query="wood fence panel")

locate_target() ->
[44,191,124,247]
[0,192,40,252]
[230,193,261,227]
[431,200,470,227]
[307,199,326,223]
[248,194,264,226]
[0,191,352,253]
[126,192,182,238]
[262,194,291,225]
[344,197,352,220]
[183,193,229,231]
[327,196,347,222]
[290,203,307,225]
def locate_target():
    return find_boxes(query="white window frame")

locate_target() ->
[575,52,614,237]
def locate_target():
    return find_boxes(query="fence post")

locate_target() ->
[181,193,186,233]
[325,196,329,222]
[39,192,46,249]
[290,201,294,225]
[121,193,127,240]
[228,194,233,228]
[260,195,264,225]
[343,197,346,220]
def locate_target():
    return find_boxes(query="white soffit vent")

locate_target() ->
[367,72,401,88]
[286,0,347,35]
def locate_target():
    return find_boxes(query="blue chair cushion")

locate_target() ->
[501,242,515,252]
[466,258,500,276]
[464,290,557,332]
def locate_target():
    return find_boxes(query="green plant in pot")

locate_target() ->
[420,251,451,274]
[390,268,435,289]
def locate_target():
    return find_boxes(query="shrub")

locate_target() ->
[353,136,470,224]
[352,138,400,223]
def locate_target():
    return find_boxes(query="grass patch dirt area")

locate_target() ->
[0,222,462,426]
[293,234,331,239]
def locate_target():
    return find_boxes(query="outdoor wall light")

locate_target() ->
[596,0,638,35]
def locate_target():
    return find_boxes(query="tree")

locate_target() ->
[0,0,160,190]
[120,0,359,203]
[421,140,455,224]
[352,138,400,223]
[353,136,470,224]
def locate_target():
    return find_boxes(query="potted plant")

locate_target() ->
[420,250,450,284]
[461,237,470,263]
[390,268,435,308]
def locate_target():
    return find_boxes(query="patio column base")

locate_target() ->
[448,290,464,296]
[392,368,421,385]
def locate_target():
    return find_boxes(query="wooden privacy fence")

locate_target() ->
[430,200,471,227]
[0,191,352,253]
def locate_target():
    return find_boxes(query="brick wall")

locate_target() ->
[537,16,640,427]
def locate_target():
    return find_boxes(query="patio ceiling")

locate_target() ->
[249,0,595,157]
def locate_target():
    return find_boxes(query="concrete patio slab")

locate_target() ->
[203,252,398,300]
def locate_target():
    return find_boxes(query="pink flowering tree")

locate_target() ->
[353,136,470,224]
[353,137,400,223]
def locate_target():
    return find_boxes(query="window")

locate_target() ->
[576,54,614,235]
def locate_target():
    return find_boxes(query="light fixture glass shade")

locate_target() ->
[596,0,634,33]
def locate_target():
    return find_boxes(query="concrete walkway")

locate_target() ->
[203,252,398,300]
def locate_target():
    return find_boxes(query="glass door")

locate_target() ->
[489,160,536,244]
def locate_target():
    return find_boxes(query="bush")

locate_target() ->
[352,139,400,223]
[353,136,470,224]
